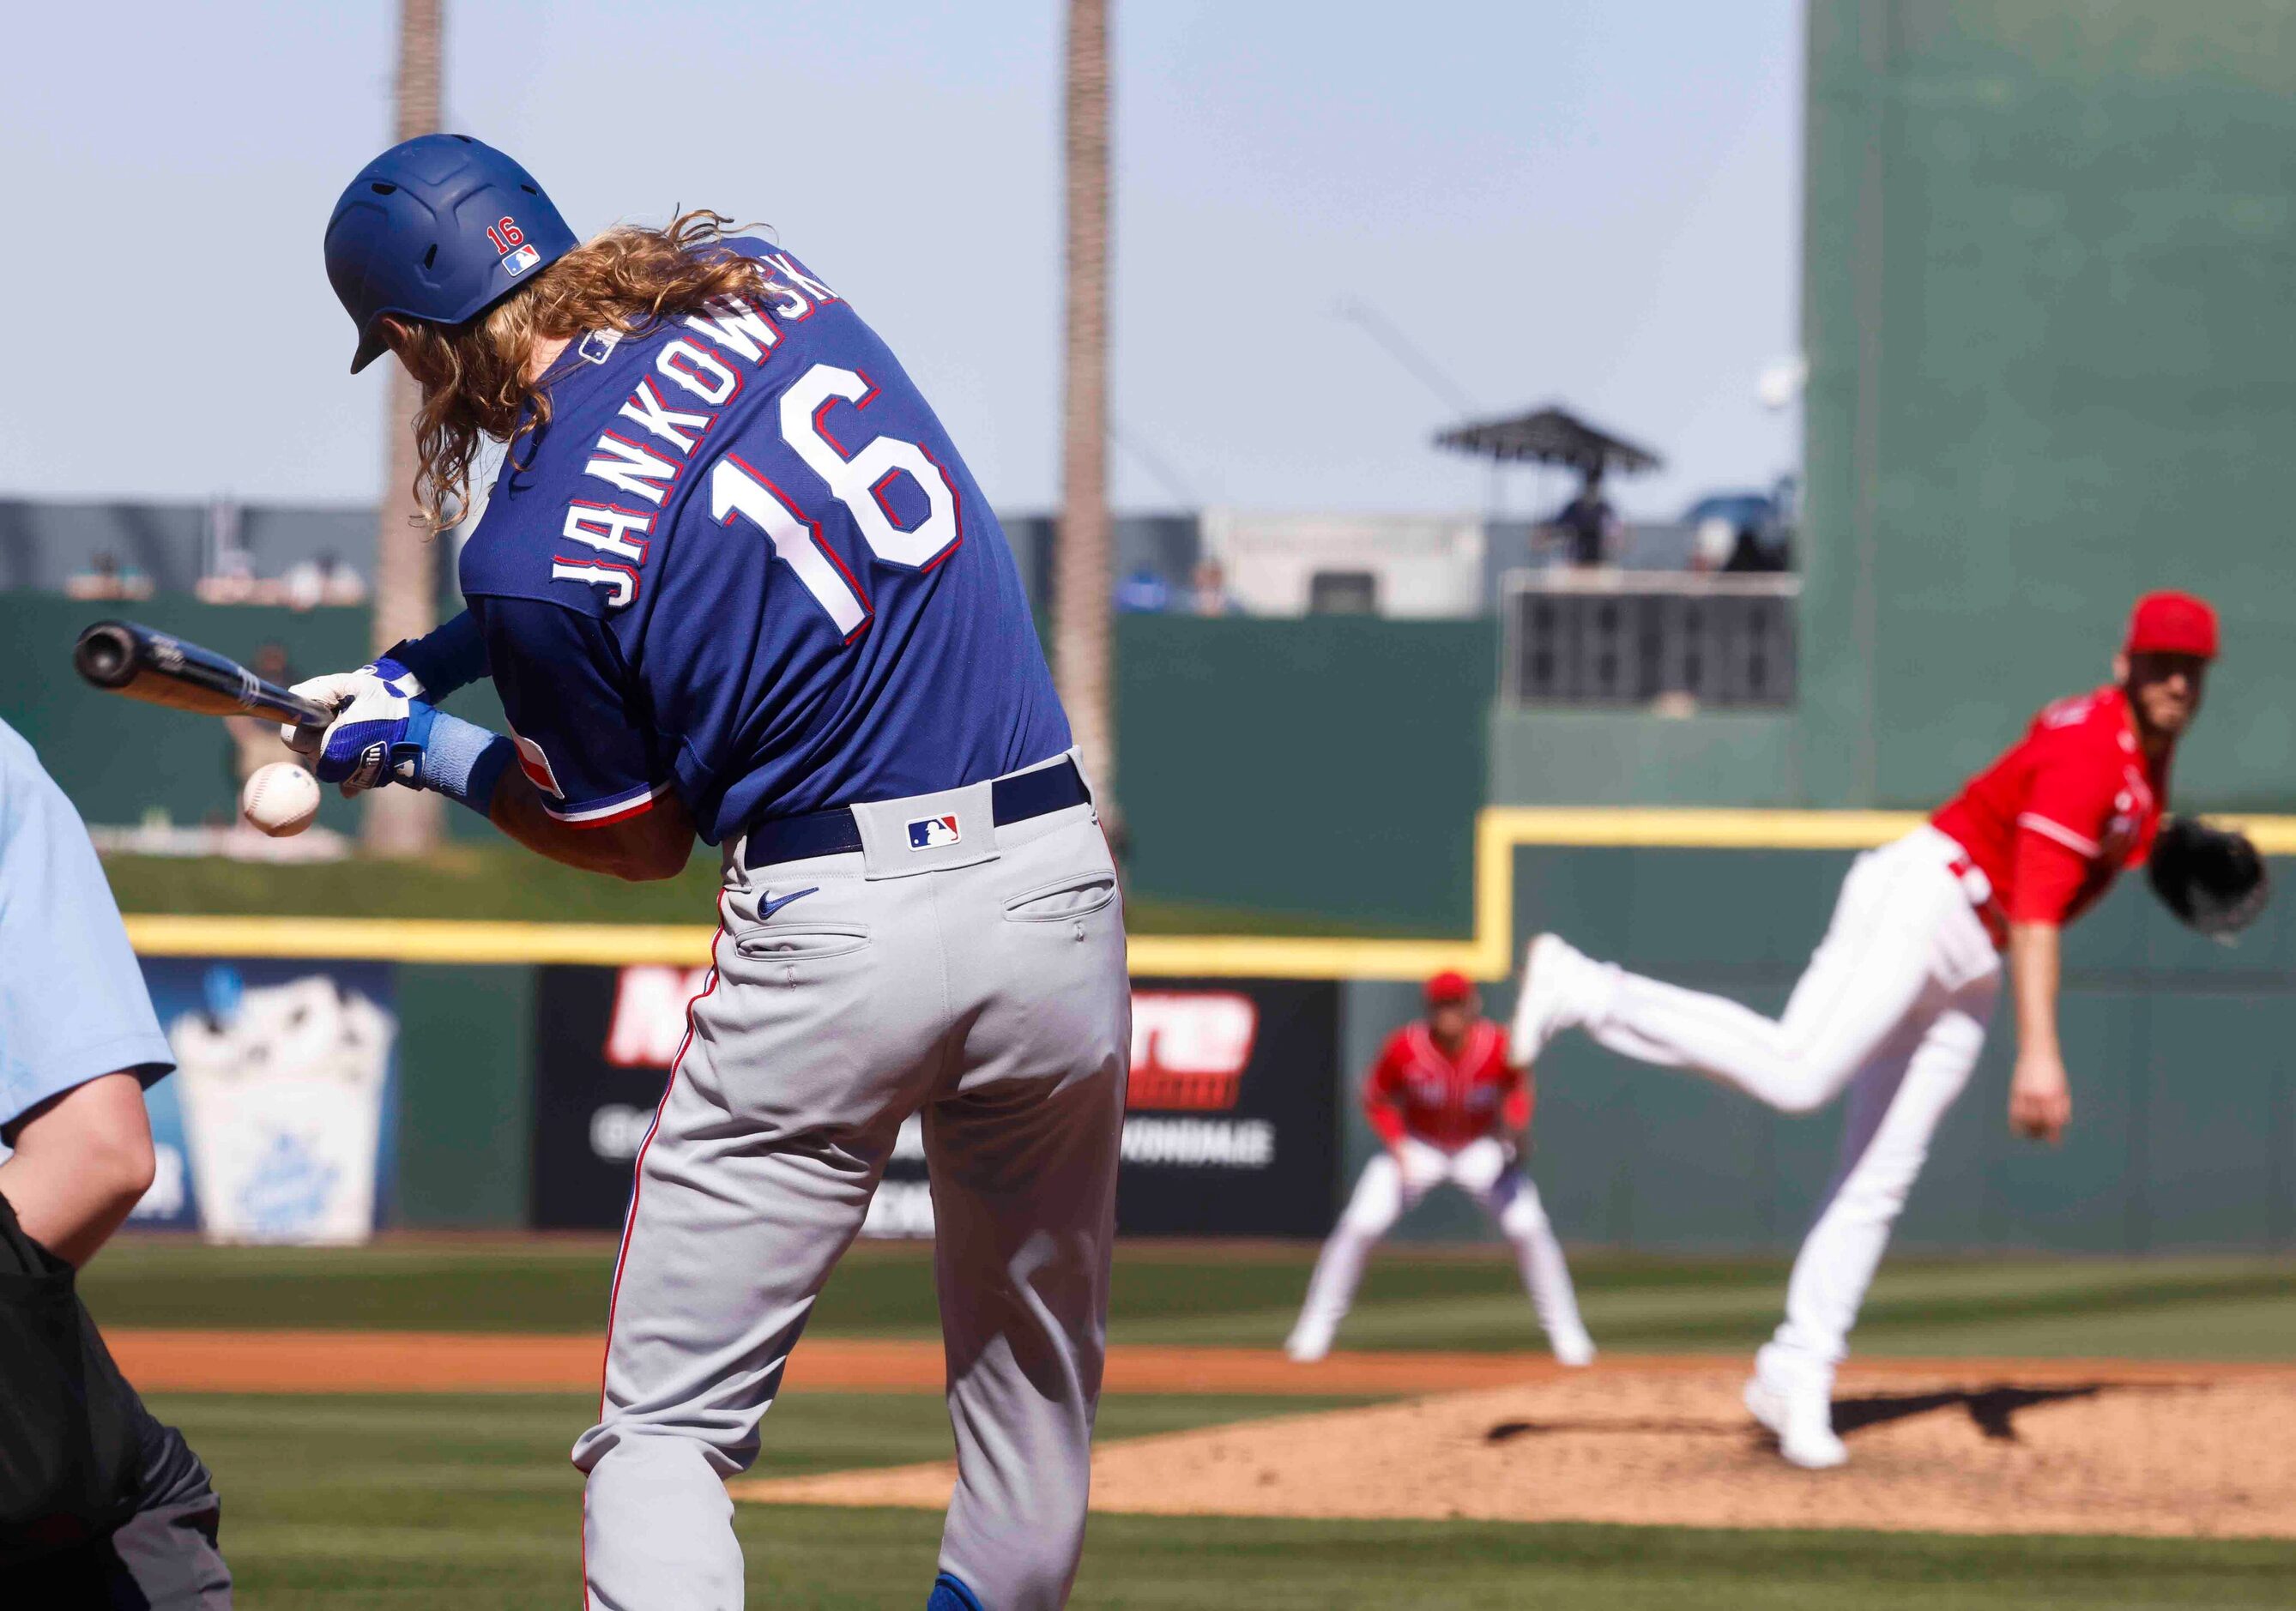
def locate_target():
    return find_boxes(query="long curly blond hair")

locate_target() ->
[388,210,767,530]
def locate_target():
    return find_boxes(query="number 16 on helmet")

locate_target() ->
[323,132,579,373]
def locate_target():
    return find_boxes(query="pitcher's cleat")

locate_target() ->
[1508,933,1586,1064]
[1550,1329,1598,1369]
[1284,1320,1334,1364]
[1744,1371,1847,1469]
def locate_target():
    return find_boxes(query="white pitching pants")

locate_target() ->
[1569,826,2001,1372]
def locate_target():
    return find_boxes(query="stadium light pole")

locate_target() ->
[1056,0,1116,809]
[365,0,447,858]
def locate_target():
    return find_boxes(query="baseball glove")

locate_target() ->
[2147,817,2269,939]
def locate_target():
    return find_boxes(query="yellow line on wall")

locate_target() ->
[124,806,2296,980]
[124,914,720,966]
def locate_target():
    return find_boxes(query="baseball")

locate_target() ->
[240,762,322,837]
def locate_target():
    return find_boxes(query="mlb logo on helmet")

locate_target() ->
[908,814,961,849]
[484,214,539,278]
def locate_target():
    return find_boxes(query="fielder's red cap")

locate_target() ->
[2124,591,2220,661]
[1424,970,1475,1006]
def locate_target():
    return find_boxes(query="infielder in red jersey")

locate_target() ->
[1286,971,1594,1366]
[1508,591,2219,1468]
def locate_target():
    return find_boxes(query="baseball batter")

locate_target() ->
[1510,592,2220,1468]
[308,136,1127,1610]
[1287,971,1593,1367]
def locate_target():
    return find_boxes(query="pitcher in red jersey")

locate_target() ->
[1508,591,2218,1468]
[1286,971,1594,1367]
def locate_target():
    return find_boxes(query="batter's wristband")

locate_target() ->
[385,612,487,700]
[395,707,516,817]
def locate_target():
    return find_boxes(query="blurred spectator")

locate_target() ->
[1722,522,1791,574]
[1684,487,1795,576]
[222,643,298,803]
[320,553,368,604]
[1114,567,1172,613]
[284,552,369,610]
[1187,558,1245,617]
[193,547,257,606]
[1544,470,1622,568]
[63,551,153,601]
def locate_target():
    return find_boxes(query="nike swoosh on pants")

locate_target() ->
[758,886,819,920]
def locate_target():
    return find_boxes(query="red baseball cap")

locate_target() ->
[2124,591,2219,661]
[1424,970,1475,1005]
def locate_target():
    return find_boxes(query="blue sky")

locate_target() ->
[4,2,1799,519]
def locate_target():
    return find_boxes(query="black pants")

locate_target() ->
[0,1190,230,1608]
[15,1401,231,1608]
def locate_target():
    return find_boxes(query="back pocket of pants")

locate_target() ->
[733,924,872,961]
[1003,872,1120,923]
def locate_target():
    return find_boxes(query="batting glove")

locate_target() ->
[284,657,425,794]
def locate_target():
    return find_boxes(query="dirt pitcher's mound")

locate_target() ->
[734,1360,2296,1539]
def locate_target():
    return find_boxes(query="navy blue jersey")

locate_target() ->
[457,238,1069,842]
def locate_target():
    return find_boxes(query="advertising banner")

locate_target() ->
[1115,979,1338,1237]
[530,967,1338,1238]
[127,959,398,1244]
[529,963,692,1233]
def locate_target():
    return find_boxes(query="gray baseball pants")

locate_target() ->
[573,762,1128,1610]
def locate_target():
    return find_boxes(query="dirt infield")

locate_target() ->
[732,1358,2296,1541]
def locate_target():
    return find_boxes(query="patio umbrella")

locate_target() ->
[1433,406,1663,478]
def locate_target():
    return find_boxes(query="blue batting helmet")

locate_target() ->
[324,133,579,374]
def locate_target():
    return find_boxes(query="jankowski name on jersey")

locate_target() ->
[553,247,849,612]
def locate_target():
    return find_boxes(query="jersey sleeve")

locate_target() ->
[1361,1033,1410,1146]
[475,597,674,827]
[0,727,175,1128]
[2007,744,2117,923]
[1500,1059,1533,1134]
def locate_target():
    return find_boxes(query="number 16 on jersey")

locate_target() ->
[710,361,961,640]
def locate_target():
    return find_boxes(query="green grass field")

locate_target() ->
[87,1237,2296,1359]
[93,1240,2296,1607]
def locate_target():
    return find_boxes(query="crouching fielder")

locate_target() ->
[1287,972,1593,1366]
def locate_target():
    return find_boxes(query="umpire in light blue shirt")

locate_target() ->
[0,718,233,1606]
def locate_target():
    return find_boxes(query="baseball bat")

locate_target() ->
[72,620,333,728]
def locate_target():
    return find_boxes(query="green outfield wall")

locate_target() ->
[1115,614,1492,934]
[394,965,534,1228]
[1799,0,2296,812]
[1487,709,1804,810]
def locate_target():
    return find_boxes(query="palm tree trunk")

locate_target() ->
[365,0,446,857]
[1055,0,1115,806]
